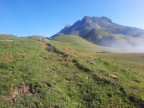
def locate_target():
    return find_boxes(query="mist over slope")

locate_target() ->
[83,29,144,52]
[52,16,144,52]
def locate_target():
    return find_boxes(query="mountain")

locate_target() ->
[51,16,144,52]
[52,16,144,38]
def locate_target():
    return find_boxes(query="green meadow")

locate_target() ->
[0,35,144,108]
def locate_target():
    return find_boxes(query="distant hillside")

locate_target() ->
[0,34,17,40]
[22,35,45,40]
[0,34,47,42]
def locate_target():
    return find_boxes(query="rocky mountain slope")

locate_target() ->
[52,16,144,38]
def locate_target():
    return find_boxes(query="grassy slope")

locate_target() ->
[0,35,144,107]
[21,35,45,40]
[50,35,119,55]
[51,35,144,73]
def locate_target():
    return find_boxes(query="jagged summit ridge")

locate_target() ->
[82,16,112,23]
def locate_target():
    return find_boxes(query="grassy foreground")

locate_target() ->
[0,35,144,108]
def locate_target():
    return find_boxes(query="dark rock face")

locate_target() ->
[51,16,144,38]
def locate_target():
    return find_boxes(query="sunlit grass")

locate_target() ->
[0,35,144,107]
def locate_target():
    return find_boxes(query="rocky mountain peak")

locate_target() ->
[65,24,71,28]
[82,16,92,20]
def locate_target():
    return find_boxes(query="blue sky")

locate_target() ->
[0,0,144,37]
